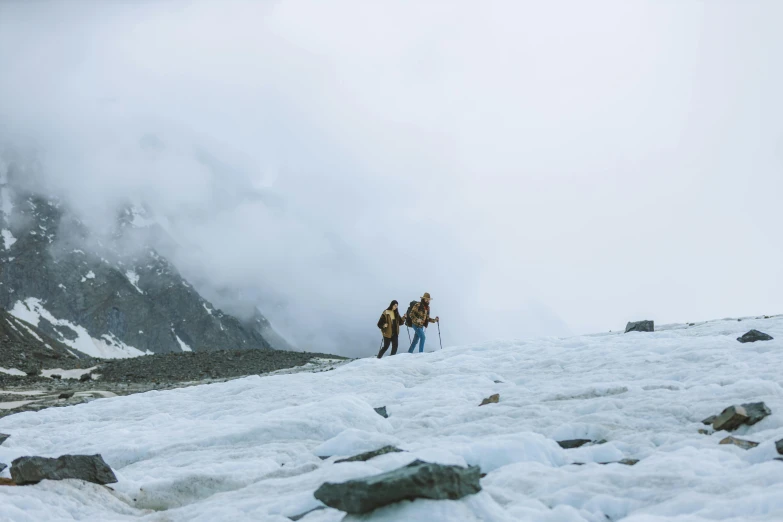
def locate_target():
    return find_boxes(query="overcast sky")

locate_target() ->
[1,1,781,356]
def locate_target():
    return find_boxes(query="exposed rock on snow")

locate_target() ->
[314,460,482,514]
[373,406,388,418]
[719,436,759,450]
[334,445,403,464]
[712,405,749,432]
[0,463,6,474]
[58,392,74,400]
[776,439,783,455]
[625,320,654,333]
[0,433,8,445]
[557,439,594,449]
[710,402,771,432]
[480,393,499,406]
[10,454,117,486]
[737,329,774,343]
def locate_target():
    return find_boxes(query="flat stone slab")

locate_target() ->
[335,446,403,464]
[719,436,759,450]
[625,320,654,333]
[742,402,772,426]
[10,454,118,486]
[737,330,773,343]
[480,394,499,406]
[314,459,482,514]
[557,439,594,449]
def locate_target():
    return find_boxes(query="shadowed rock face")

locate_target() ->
[314,460,482,514]
[0,176,282,356]
[10,454,117,485]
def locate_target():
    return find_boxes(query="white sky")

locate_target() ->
[1,1,781,356]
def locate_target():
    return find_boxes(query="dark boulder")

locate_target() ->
[776,439,783,456]
[0,463,6,473]
[314,460,482,514]
[0,433,8,446]
[335,446,403,464]
[79,373,92,382]
[50,374,62,380]
[58,392,75,400]
[374,406,388,419]
[480,394,499,406]
[701,415,717,425]
[737,330,773,343]
[10,454,118,486]
[625,321,654,333]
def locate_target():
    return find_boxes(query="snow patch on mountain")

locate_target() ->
[125,270,144,294]
[174,333,193,352]
[9,298,150,359]
[1,229,15,250]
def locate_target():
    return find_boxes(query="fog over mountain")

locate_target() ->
[1,1,781,357]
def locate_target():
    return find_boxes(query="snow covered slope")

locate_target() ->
[0,315,782,521]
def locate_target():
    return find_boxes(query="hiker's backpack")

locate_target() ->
[404,301,417,327]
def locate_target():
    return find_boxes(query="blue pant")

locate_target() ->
[408,325,426,353]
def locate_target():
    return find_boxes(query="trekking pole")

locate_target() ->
[406,326,412,344]
[437,320,443,350]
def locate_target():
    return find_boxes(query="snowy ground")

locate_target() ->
[0,315,782,521]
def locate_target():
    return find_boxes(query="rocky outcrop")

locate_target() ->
[374,406,388,418]
[625,320,654,333]
[737,330,774,343]
[0,308,87,372]
[314,460,482,514]
[0,176,285,356]
[10,454,117,485]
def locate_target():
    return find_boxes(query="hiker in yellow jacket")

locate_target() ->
[377,300,405,358]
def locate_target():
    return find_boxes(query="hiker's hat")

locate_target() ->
[421,292,433,300]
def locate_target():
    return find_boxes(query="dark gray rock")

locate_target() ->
[480,393,499,406]
[701,415,717,425]
[10,454,118,485]
[742,402,772,426]
[50,374,62,380]
[0,433,8,446]
[775,439,783,456]
[374,406,388,419]
[79,373,91,382]
[625,320,654,333]
[713,405,750,432]
[0,463,6,473]
[335,446,403,464]
[314,460,482,514]
[557,439,593,449]
[709,402,771,431]
[58,392,74,400]
[719,436,759,450]
[737,330,773,343]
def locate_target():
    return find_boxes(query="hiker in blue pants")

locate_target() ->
[407,292,439,353]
